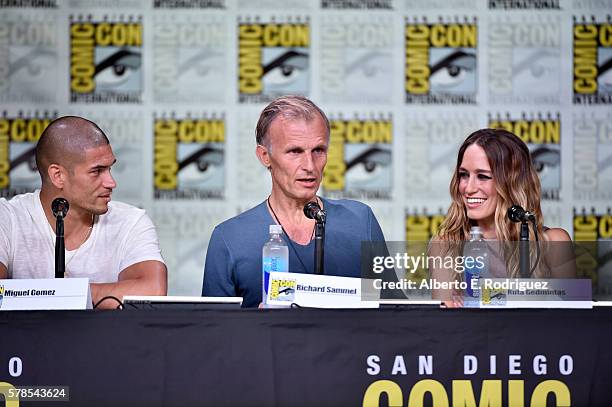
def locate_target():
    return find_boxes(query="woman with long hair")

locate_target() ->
[431,128,575,305]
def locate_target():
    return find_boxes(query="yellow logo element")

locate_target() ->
[269,278,296,301]
[0,382,20,406]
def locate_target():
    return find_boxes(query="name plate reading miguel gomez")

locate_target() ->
[0,278,91,310]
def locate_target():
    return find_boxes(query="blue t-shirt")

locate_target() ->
[202,198,386,307]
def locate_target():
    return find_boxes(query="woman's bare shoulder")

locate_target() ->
[543,227,572,242]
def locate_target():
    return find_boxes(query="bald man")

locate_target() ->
[0,116,167,308]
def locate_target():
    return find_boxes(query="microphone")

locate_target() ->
[304,201,326,224]
[51,198,69,278]
[304,201,326,275]
[52,198,69,219]
[507,205,535,223]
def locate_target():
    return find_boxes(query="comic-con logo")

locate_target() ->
[0,16,59,102]
[405,17,477,104]
[269,278,296,302]
[154,115,225,200]
[153,16,226,103]
[573,208,612,294]
[83,114,144,204]
[488,18,560,104]
[573,16,612,104]
[0,285,4,308]
[238,17,310,103]
[489,113,561,200]
[323,115,392,200]
[320,16,393,103]
[0,113,54,198]
[405,211,446,285]
[70,15,142,103]
[573,113,612,200]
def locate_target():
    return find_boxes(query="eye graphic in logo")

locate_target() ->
[10,47,57,80]
[531,145,560,189]
[94,49,142,90]
[513,49,559,93]
[178,50,223,79]
[597,146,612,183]
[345,50,393,96]
[430,49,477,93]
[178,145,224,188]
[110,145,141,199]
[9,145,39,187]
[430,144,462,190]
[262,49,308,91]
[598,52,612,93]
[9,47,57,98]
[278,286,295,297]
[345,145,391,189]
[177,50,225,96]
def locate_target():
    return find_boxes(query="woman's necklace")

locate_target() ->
[266,196,319,273]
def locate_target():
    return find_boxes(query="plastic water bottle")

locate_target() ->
[463,226,487,308]
[262,224,289,306]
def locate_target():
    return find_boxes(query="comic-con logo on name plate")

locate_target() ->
[238,17,310,103]
[0,113,55,198]
[481,286,507,306]
[154,114,225,200]
[489,113,561,201]
[405,17,478,104]
[323,115,393,200]
[0,285,4,308]
[573,16,612,104]
[69,15,143,103]
[269,278,296,302]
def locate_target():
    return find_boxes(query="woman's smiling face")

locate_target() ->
[458,144,498,226]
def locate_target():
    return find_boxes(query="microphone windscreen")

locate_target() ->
[52,198,70,218]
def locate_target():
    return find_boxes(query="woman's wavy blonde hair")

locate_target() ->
[436,128,546,277]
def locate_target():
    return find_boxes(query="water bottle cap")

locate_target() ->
[269,224,283,234]
[470,226,482,234]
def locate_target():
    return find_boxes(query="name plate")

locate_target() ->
[478,278,592,309]
[0,278,91,310]
[266,272,378,309]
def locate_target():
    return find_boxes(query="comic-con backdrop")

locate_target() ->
[0,0,610,295]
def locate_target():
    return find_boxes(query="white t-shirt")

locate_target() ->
[0,191,165,282]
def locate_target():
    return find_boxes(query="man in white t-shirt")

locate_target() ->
[0,116,167,308]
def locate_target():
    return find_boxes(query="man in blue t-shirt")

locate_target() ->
[202,95,389,307]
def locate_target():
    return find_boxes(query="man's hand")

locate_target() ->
[0,263,7,279]
[90,260,167,309]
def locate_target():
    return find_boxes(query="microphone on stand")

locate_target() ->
[304,201,326,224]
[304,201,326,275]
[52,198,69,278]
[507,205,536,278]
[507,205,535,223]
